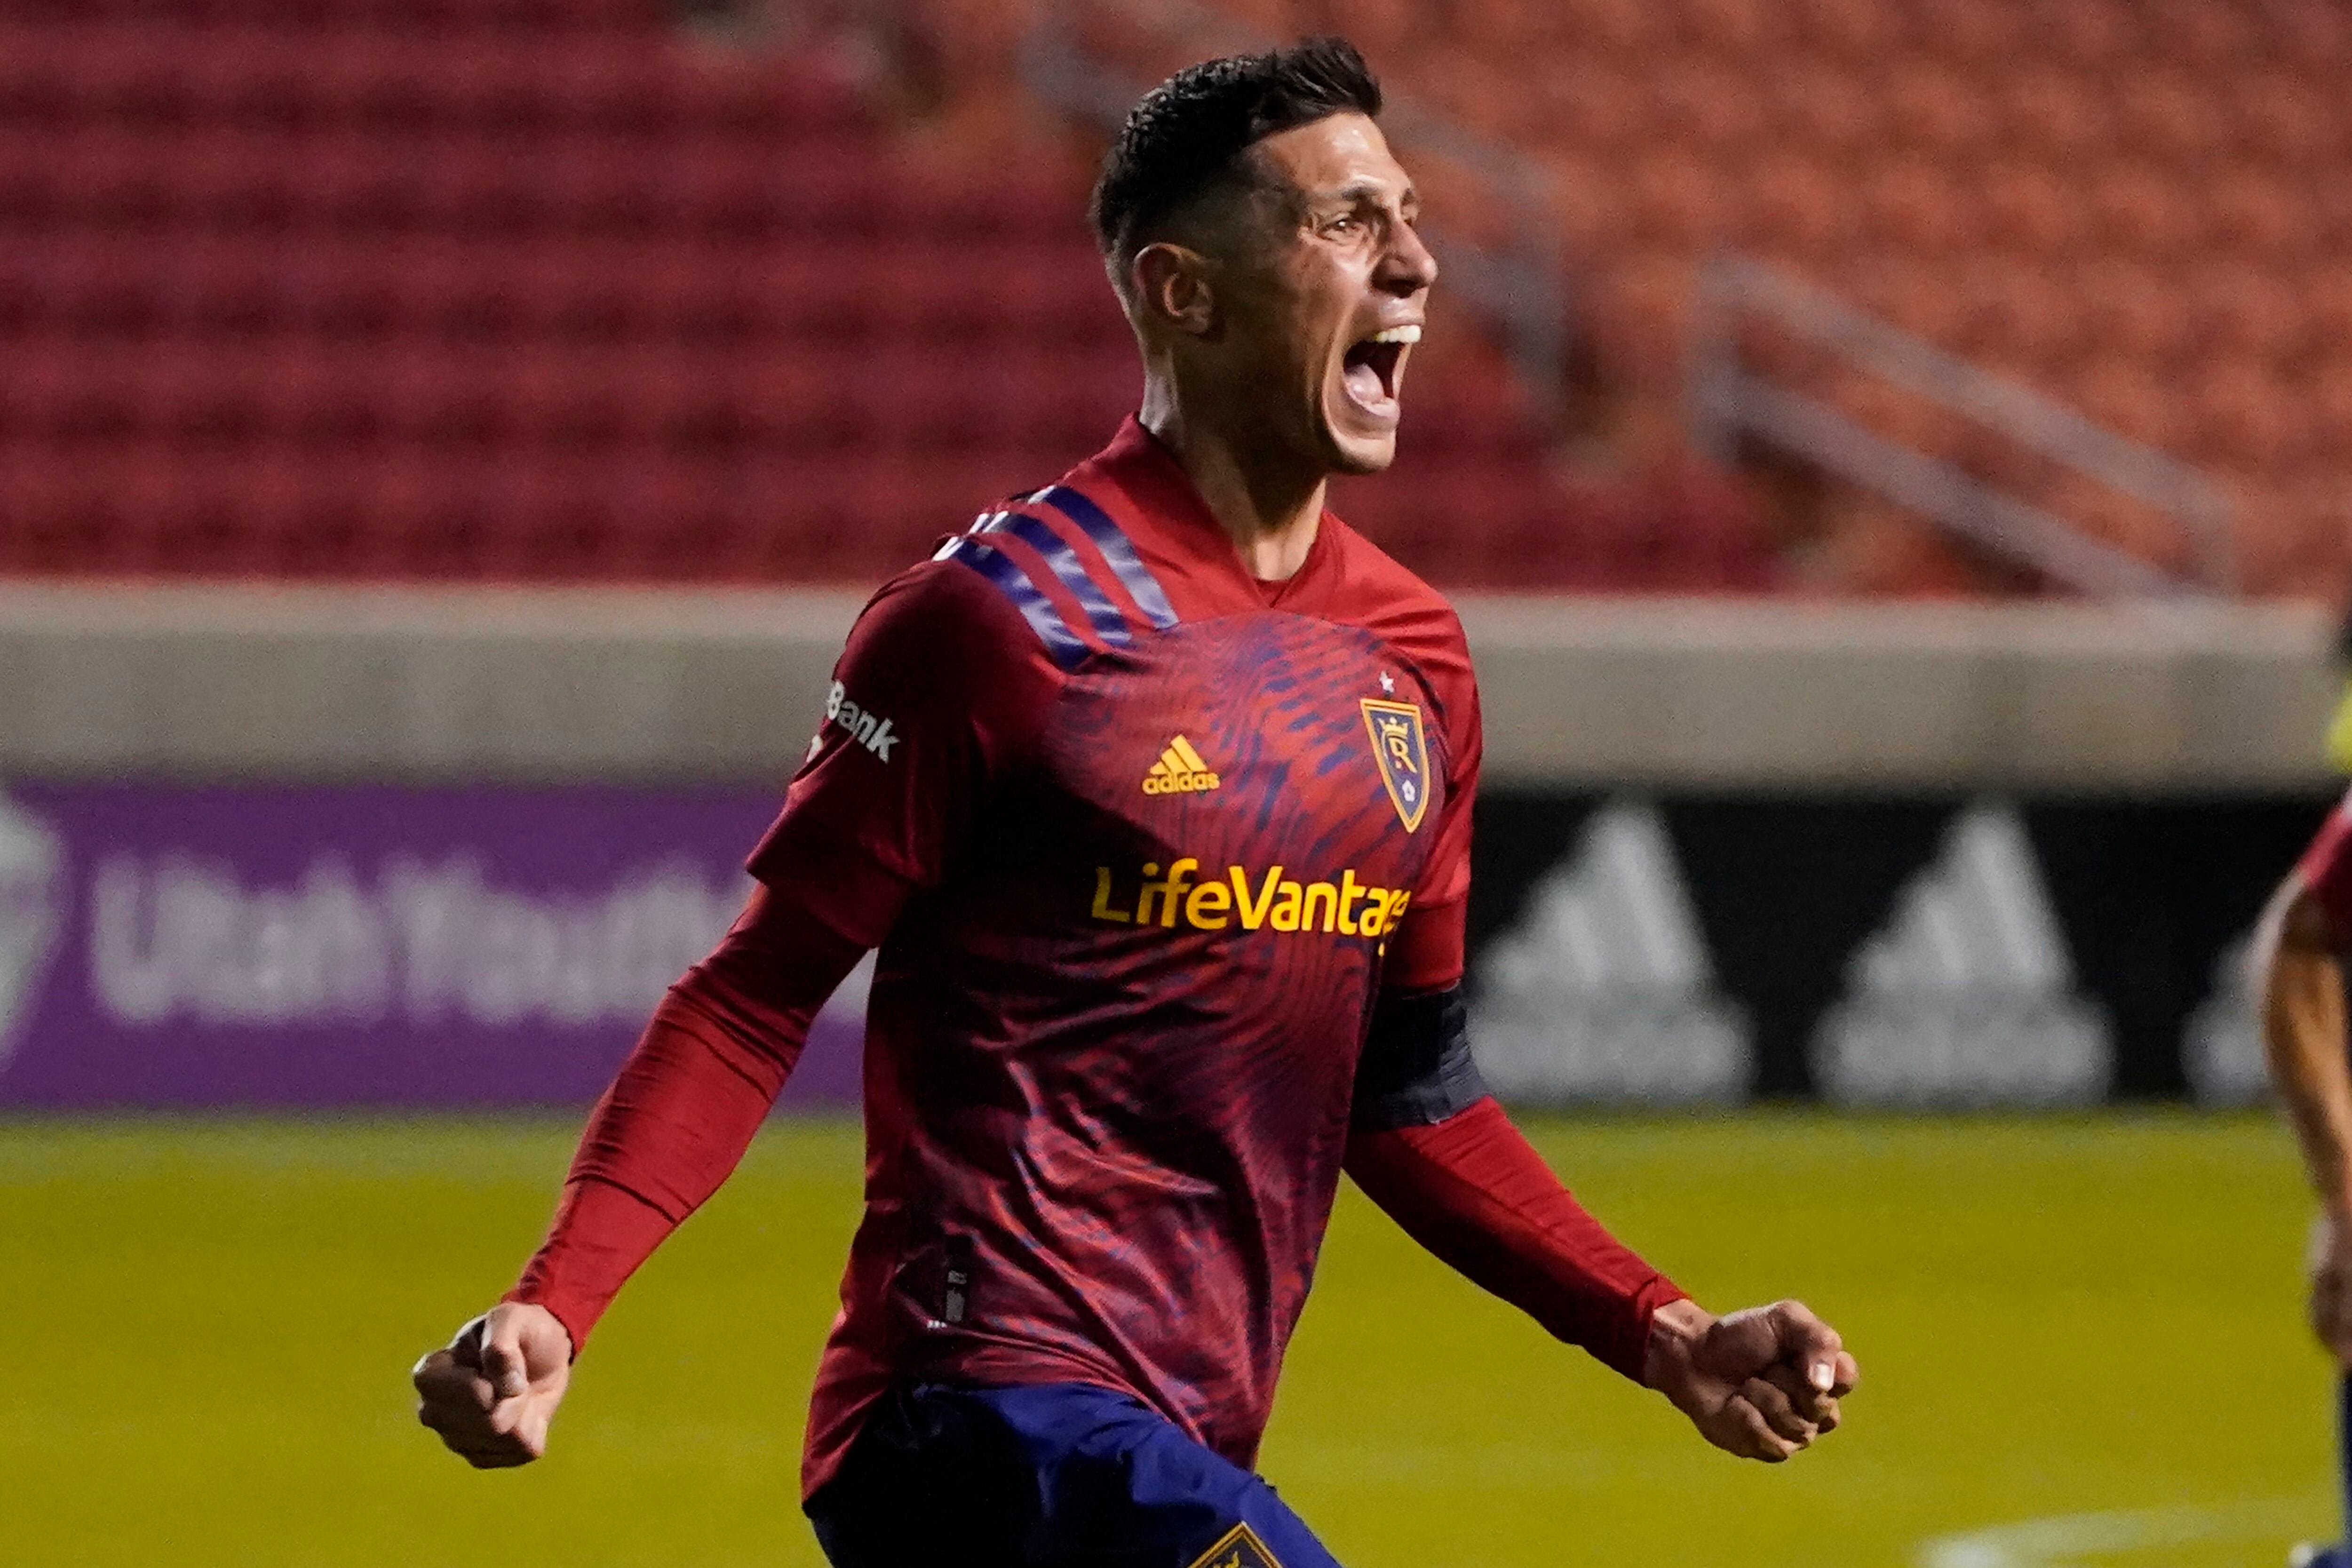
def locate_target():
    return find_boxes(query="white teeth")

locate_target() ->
[1370,325,1421,344]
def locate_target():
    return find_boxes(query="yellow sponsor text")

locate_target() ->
[1090,857,1411,937]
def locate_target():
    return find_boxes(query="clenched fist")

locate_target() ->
[413,1303,574,1468]
[1644,1298,1859,1463]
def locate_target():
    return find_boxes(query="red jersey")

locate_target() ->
[2302,787,2352,928]
[759,418,1481,1491]
[511,420,1684,1504]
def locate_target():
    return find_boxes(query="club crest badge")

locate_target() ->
[1360,698,1430,833]
[1186,1521,1285,1568]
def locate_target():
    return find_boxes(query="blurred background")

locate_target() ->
[4,0,2352,1563]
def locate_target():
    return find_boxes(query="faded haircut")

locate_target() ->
[1089,36,1383,283]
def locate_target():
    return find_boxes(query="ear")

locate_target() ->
[1130,242,1216,336]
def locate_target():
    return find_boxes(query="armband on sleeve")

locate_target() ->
[1352,983,1490,1131]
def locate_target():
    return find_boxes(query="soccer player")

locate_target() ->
[413,39,1859,1567]
[2259,795,2352,1568]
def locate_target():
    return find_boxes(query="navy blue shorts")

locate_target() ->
[804,1381,1342,1568]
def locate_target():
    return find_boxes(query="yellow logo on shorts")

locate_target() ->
[1143,734,1222,795]
[1188,1521,1284,1568]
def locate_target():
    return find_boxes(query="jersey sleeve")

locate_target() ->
[1383,626,1482,994]
[747,561,1062,945]
[2299,785,2352,937]
[1343,1098,1686,1382]
[506,885,866,1351]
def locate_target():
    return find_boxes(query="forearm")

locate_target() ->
[1344,1097,1687,1382]
[2261,885,2352,1211]
[509,888,866,1349]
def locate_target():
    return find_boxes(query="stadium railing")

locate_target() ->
[1688,254,2239,597]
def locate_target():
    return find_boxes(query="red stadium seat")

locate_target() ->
[1739,155,1851,261]
[2273,1,2352,72]
[2074,258,2195,367]
[16,0,2352,597]
[2041,0,2142,67]
[1625,148,1724,251]
[1648,59,1764,152]
[1671,0,1787,54]
[2185,263,2309,366]
[2230,73,2337,166]
[1859,158,1978,255]
[1552,0,1659,55]
[1996,68,2114,160]
[2115,71,2231,166]
[1766,61,1881,156]
[1798,0,1896,60]
[2188,357,2313,473]
[1977,160,2089,257]
[1906,0,2024,68]
[1527,60,1646,156]
[2197,167,2315,262]
[2087,162,2203,260]
[2071,358,2187,454]
[1878,62,1996,158]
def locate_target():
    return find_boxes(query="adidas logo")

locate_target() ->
[1812,803,2111,1107]
[1142,735,1221,796]
[1469,800,1751,1105]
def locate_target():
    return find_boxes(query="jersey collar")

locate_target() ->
[1066,417,1341,615]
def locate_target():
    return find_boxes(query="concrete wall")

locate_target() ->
[0,584,2336,788]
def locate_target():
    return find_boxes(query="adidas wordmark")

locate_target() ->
[1143,735,1222,795]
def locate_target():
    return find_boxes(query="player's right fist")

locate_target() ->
[412,1302,574,1468]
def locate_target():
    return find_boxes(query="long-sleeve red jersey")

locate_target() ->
[511,419,1685,1497]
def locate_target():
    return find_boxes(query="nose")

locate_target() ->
[1380,217,1438,296]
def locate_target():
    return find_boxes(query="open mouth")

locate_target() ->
[1340,323,1420,417]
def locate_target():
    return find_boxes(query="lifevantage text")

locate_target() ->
[1091,859,1412,936]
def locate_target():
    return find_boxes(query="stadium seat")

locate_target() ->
[2109,72,2224,166]
[1765,62,1880,156]
[1878,62,1996,158]
[1670,0,1785,53]
[1860,158,1975,255]
[2090,162,2206,259]
[10,0,2352,597]
[1798,0,1895,59]
[2230,72,2337,165]
[1996,68,2114,159]
[1648,59,1764,152]
[2190,357,2312,473]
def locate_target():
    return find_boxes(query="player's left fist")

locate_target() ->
[412,1302,574,1468]
[1643,1297,1859,1463]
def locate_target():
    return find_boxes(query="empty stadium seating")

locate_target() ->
[1319,0,2352,597]
[13,0,2346,597]
[0,0,1771,591]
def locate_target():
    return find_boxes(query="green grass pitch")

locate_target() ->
[0,1113,2336,1566]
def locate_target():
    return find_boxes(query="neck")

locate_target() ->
[1139,379,1326,582]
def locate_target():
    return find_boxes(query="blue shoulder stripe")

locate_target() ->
[1033,486,1179,630]
[979,510,1131,650]
[934,533,1090,669]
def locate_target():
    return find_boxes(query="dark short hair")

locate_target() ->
[1089,36,1383,272]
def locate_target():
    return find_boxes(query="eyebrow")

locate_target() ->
[1318,179,1418,210]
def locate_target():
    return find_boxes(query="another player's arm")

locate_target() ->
[2256,857,2352,1366]
[410,565,1052,1469]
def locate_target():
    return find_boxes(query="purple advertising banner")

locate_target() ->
[0,783,866,1110]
